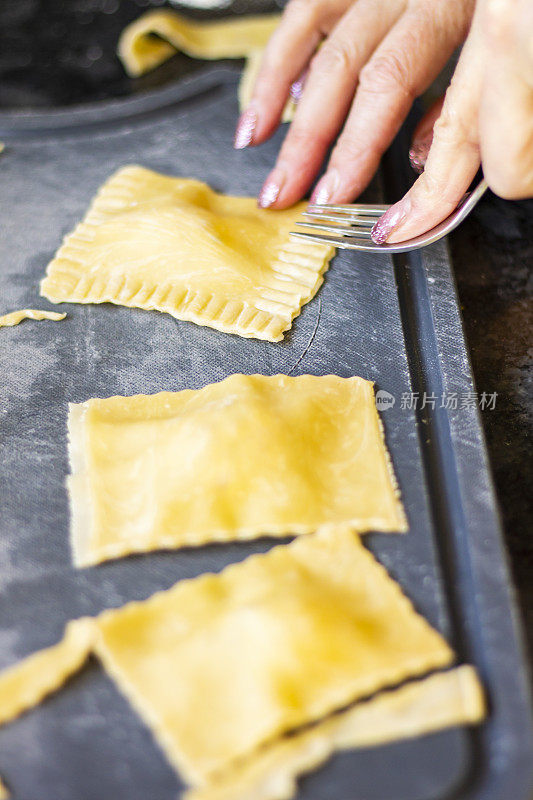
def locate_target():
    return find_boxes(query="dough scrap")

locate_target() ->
[0,530,463,793]
[67,374,407,567]
[0,309,66,327]
[117,11,296,122]
[0,618,95,726]
[185,665,485,800]
[40,166,333,342]
[118,10,280,74]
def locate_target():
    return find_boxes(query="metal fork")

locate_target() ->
[290,178,488,253]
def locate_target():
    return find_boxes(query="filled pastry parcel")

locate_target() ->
[40,166,333,342]
[67,374,407,566]
[0,529,484,800]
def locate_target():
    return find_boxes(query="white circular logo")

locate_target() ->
[375,390,396,410]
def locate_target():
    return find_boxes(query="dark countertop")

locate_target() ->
[449,197,533,662]
[1,0,532,664]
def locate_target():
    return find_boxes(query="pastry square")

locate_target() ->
[0,530,462,793]
[67,374,407,567]
[185,665,484,800]
[40,166,333,341]
[92,530,453,783]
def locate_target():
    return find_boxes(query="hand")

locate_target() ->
[371,0,533,243]
[233,0,475,209]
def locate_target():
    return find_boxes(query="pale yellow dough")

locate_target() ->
[117,11,296,122]
[0,529,477,797]
[40,166,333,342]
[0,619,95,727]
[0,309,66,327]
[67,374,407,567]
[118,10,280,74]
[185,666,485,800]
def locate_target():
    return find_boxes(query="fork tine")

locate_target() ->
[295,178,489,253]
[302,211,377,225]
[295,221,373,237]
[290,231,381,250]
[306,202,389,215]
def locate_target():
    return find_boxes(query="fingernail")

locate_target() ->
[310,169,340,205]
[290,68,308,103]
[371,197,411,244]
[234,107,257,149]
[258,168,285,208]
[409,137,432,174]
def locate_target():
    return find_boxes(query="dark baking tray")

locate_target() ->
[0,65,531,800]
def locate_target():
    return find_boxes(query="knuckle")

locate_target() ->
[405,1,434,27]
[331,133,377,166]
[418,170,448,201]
[410,0,474,33]
[312,38,359,75]
[416,169,464,209]
[433,101,478,153]
[282,125,331,156]
[359,52,415,98]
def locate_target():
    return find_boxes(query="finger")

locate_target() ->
[257,0,405,207]
[317,0,474,205]
[371,18,484,244]
[409,96,445,173]
[234,0,352,149]
[479,0,533,198]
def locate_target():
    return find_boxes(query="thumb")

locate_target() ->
[478,0,533,198]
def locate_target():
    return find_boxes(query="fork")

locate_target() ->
[290,178,488,253]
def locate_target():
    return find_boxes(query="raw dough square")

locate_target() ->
[0,532,483,798]
[68,374,407,566]
[93,529,453,783]
[40,166,334,341]
[185,665,485,800]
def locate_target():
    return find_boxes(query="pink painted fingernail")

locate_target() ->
[290,68,309,103]
[371,197,411,244]
[258,168,285,208]
[234,107,257,149]
[409,135,433,174]
[310,169,340,205]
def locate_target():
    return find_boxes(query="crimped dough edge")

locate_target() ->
[40,166,334,342]
[67,375,407,567]
[92,528,454,783]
